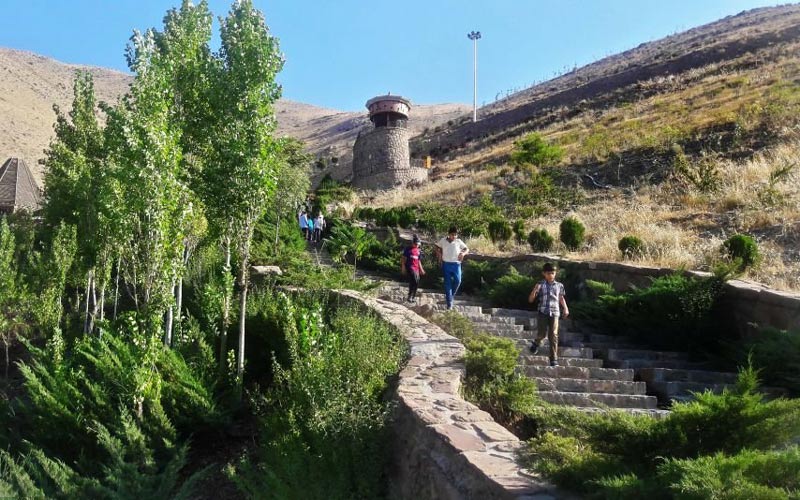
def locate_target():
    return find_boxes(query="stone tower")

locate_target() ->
[351,94,428,189]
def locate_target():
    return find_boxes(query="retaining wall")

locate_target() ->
[331,289,568,500]
[464,253,800,337]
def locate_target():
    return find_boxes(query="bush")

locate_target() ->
[573,273,728,352]
[512,220,526,245]
[559,217,585,251]
[528,228,554,252]
[738,327,800,395]
[618,235,644,259]
[229,294,405,499]
[430,310,482,340]
[1,327,216,497]
[463,334,538,424]
[511,133,564,168]
[487,219,513,244]
[522,365,800,499]
[722,234,760,271]
[484,266,537,309]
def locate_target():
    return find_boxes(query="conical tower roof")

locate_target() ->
[0,158,42,212]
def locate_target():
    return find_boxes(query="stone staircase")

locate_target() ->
[378,282,669,416]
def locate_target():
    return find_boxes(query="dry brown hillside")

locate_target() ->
[363,5,800,292]
[0,47,468,184]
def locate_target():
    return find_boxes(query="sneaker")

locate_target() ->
[549,359,559,367]
[529,341,540,354]
[446,304,453,311]
[407,297,416,304]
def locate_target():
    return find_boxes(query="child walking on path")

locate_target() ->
[401,235,426,303]
[435,226,469,310]
[528,262,569,367]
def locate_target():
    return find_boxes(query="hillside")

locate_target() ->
[0,47,468,184]
[365,4,800,292]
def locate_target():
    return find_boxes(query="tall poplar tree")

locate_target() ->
[42,71,115,334]
[210,0,284,380]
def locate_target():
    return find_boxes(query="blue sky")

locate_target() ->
[0,0,784,111]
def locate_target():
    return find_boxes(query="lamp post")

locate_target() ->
[467,30,481,122]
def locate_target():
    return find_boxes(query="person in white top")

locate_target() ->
[434,226,469,310]
[299,210,309,240]
[313,213,325,243]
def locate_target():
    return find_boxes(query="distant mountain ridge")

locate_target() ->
[0,46,469,184]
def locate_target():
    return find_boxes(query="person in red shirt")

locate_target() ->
[401,235,426,303]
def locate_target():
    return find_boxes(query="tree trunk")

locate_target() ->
[175,245,188,339]
[219,236,232,373]
[274,216,280,247]
[113,255,121,320]
[88,271,98,334]
[164,280,175,346]
[83,270,92,334]
[236,251,249,381]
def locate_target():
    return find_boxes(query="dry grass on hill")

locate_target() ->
[363,50,800,292]
[462,140,800,291]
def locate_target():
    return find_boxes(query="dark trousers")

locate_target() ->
[408,270,420,299]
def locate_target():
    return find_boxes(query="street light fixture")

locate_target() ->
[467,30,481,122]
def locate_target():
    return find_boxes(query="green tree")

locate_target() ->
[103,25,190,333]
[0,218,29,377]
[269,137,311,247]
[213,0,284,381]
[510,133,564,168]
[42,71,114,334]
[325,224,376,279]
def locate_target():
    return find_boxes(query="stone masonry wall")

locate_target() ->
[463,253,800,337]
[352,127,428,189]
[330,289,568,500]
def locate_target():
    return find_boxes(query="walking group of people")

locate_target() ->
[298,210,325,243]
[400,228,568,367]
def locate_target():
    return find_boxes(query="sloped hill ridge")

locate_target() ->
[0,47,468,184]
[412,4,800,159]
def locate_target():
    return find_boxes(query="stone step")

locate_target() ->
[647,381,733,402]
[605,359,712,370]
[637,367,738,385]
[583,341,643,350]
[533,377,647,395]
[587,333,632,343]
[514,342,594,358]
[518,356,604,368]
[602,348,689,362]
[464,314,519,325]
[573,407,671,419]
[538,391,659,409]
[431,304,485,315]
[489,308,537,318]
[519,364,634,381]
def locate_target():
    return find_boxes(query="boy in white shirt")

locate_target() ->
[434,226,469,310]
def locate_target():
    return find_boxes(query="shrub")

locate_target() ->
[618,235,644,259]
[487,219,513,244]
[463,334,538,423]
[510,133,564,168]
[430,310,481,340]
[722,234,760,271]
[528,228,554,252]
[459,260,509,295]
[512,220,526,245]
[484,266,537,309]
[229,294,405,499]
[522,366,800,499]
[672,149,721,194]
[573,273,727,352]
[559,217,585,251]
[738,327,800,395]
